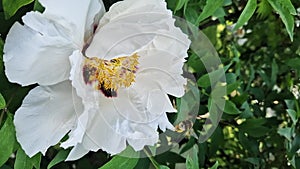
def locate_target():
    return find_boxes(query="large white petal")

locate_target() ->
[14,81,78,157]
[67,53,174,159]
[39,0,105,44]
[85,0,174,60]
[4,12,75,86]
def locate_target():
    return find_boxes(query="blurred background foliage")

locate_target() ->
[0,0,300,168]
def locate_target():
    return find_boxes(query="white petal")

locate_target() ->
[65,144,89,161]
[86,0,174,60]
[14,81,77,157]
[99,0,168,25]
[156,113,175,132]
[39,0,105,44]
[69,50,100,105]
[4,12,75,86]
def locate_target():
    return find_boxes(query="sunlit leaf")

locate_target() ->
[174,0,188,13]
[47,149,70,169]
[186,145,199,169]
[279,0,296,15]
[14,148,41,169]
[99,156,139,169]
[0,93,6,109]
[197,0,224,23]
[233,0,257,31]
[2,0,34,19]
[0,113,16,166]
[267,0,295,41]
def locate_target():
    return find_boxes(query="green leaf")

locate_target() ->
[287,109,298,125]
[31,154,41,169]
[184,6,199,25]
[2,0,34,19]
[267,0,294,41]
[279,0,296,15]
[239,119,270,138]
[0,93,6,109]
[271,59,278,86]
[33,0,44,12]
[14,148,41,169]
[14,148,32,169]
[233,0,257,31]
[99,156,139,169]
[210,161,219,169]
[197,0,224,23]
[278,127,292,141]
[224,100,241,115]
[286,58,300,71]
[0,114,16,166]
[159,166,170,169]
[174,0,188,13]
[197,68,224,88]
[0,38,3,74]
[186,145,199,169]
[47,149,70,169]
[257,0,272,19]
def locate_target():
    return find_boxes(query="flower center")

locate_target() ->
[82,53,139,97]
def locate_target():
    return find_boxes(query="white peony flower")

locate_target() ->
[3,0,190,160]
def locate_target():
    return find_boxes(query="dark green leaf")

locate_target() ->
[99,156,139,169]
[47,149,70,169]
[267,0,294,41]
[0,38,3,73]
[233,0,257,31]
[2,0,34,19]
[286,58,300,71]
[0,114,16,166]
[33,0,44,12]
[224,100,240,115]
[197,0,224,23]
[239,119,270,138]
[271,59,278,86]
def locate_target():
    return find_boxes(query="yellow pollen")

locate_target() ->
[83,53,139,91]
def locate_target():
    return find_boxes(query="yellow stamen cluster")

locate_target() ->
[83,53,139,91]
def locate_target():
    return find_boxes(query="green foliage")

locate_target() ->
[267,0,296,41]
[233,0,257,31]
[197,0,224,24]
[0,93,5,109]
[1,0,300,168]
[0,113,15,166]
[47,149,70,169]
[2,0,34,19]
[99,155,139,169]
[14,148,41,169]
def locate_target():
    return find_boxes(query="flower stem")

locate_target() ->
[143,148,160,169]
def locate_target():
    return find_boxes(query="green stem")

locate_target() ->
[143,148,160,169]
